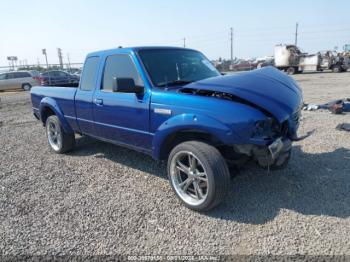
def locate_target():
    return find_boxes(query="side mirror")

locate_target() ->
[112,77,144,94]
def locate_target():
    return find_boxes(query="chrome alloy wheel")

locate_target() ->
[47,120,62,151]
[170,151,209,206]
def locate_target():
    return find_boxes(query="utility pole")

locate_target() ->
[183,38,186,48]
[42,49,49,69]
[57,48,63,69]
[67,53,71,71]
[230,27,234,69]
[295,22,299,46]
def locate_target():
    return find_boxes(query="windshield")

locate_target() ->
[138,49,220,87]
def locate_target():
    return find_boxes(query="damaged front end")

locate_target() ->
[179,67,310,169]
[179,87,303,169]
[229,116,295,169]
[231,110,313,169]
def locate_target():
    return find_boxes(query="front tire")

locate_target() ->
[46,115,75,154]
[167,141,230,212]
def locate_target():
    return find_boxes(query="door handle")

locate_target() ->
[94,98,103,106]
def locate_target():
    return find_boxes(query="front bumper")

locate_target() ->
[232,137,292,168]
[252,138,292,167]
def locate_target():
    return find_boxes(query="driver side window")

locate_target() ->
[102,54,143,91]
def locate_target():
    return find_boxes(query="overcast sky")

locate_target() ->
[1,0,350,66]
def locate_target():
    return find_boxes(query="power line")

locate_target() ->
[300,28,350,34]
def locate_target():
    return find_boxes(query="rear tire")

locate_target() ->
[167,141,230,212]
[22,83,31,91]
[46,115,75,154]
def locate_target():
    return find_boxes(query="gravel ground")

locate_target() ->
[0,72,350,256]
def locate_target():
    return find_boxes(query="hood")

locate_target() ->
[183,66,303,122]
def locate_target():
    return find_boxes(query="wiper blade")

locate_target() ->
[157,80,193,87]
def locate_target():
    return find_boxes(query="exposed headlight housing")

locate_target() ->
[251,118,281,139]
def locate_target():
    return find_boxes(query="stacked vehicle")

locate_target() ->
[274,44,349,74]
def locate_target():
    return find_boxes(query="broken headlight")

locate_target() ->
[251,118,281,139]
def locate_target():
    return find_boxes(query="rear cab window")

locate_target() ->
[80,56,100,91]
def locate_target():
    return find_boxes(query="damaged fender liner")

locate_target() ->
[290,129,315,141]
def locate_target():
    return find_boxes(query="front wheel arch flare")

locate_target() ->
[152,113,239,160]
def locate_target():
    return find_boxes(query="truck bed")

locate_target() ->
[31,86,77,124]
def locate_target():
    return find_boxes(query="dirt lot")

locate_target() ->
[0,72,350,256]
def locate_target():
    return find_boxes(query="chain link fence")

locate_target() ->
[0,63,84,74]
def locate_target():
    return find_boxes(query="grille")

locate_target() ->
[292,110,301,126]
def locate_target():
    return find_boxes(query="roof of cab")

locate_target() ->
[87,46,196,57]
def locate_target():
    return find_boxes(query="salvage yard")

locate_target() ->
[0,72,350,255]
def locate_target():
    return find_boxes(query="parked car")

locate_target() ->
[257,58,275,69]
[68,68,82,76]
[72,71,81,78]
[0,71,40,91]
[31,47,304,211]
[231,59,257,71]
[39,70,79,86]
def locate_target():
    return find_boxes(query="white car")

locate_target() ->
[0,71,40,91]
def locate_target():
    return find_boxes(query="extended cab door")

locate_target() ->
[92,54,152,151]
[74,56,100,136]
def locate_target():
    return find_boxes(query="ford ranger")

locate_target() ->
[31,47,303,211]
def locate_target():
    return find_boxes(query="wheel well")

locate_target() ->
[159,130,221,160]
[41,106,55,125]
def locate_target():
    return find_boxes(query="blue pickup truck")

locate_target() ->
[31,47,303,211]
